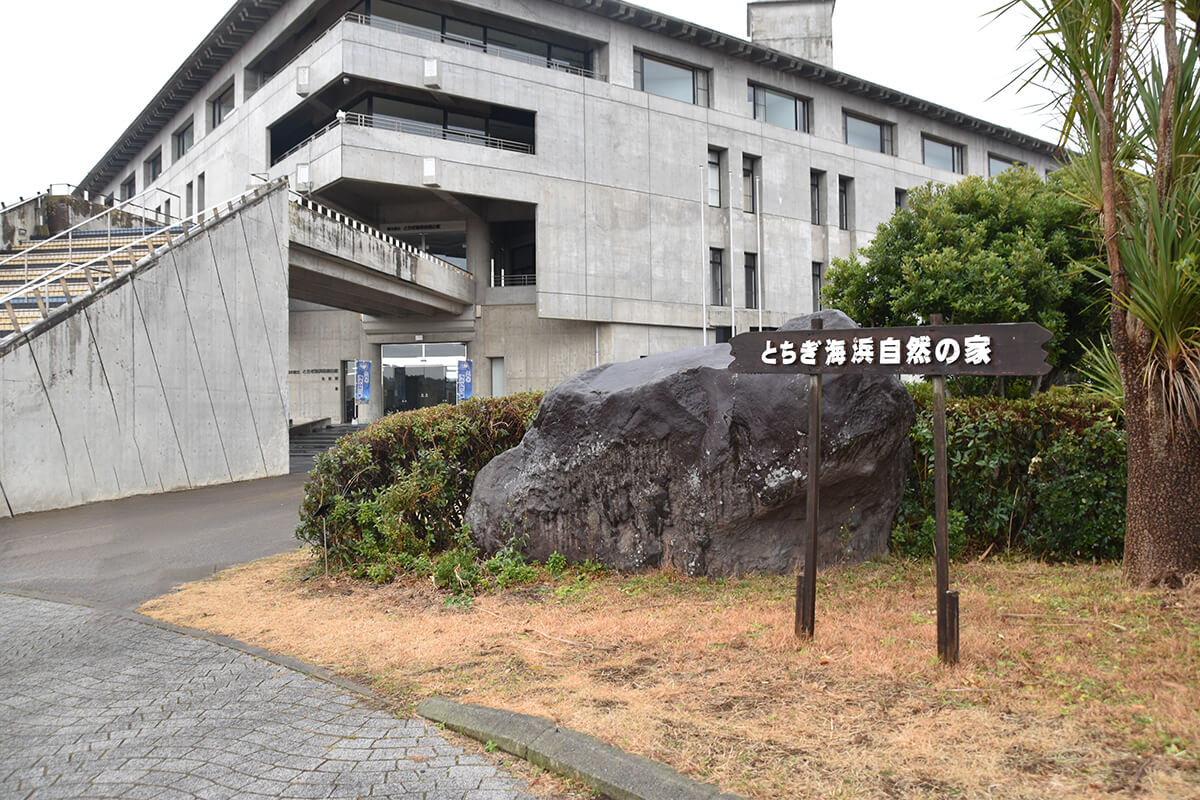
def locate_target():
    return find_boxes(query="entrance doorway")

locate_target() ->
[381,343,468,415]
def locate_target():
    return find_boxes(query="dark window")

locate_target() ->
[173,120,194,160]
[635,52,708,106]
[810,169,825,225]
[989,152,1026,176]
[709,248,725,305]
[812,261,824,310]
[144,150,162,184]
[743,156,759,214]
[120,175,136,201]
[838,176,853,230]
[744,253,758,309]
[210,82,235,129]
[895,188,908,210]
[749,83,810,132]
[844,111,894,154]
[197,172,206,210]
[707,149,722,207]
[923,134,964,173]
[185,181,194,217]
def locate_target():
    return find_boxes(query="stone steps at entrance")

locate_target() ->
[288,424,365,474]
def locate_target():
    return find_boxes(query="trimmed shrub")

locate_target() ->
[295,393,542,578]
[892,385,1125,561]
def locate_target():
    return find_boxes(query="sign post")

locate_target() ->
[797,318,822,638]
[730,319,1050,663]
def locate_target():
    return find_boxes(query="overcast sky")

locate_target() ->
[0,0,1056,205]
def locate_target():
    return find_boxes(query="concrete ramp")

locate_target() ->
[0,185,291,518]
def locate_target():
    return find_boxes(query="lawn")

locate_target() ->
[139,553,1200,800]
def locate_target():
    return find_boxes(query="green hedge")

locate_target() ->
[891,385,1126,561]
[295,393,543,578]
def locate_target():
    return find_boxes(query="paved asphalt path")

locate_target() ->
[0,474,308,609]
[0,476,545,800]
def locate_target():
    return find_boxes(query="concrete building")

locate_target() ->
[76,0,1058,426]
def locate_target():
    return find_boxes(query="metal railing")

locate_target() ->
[492,272,537,287]
[1,182,284,342]
[273,118,342,166]
[0,187,179,281]
[271,111,533,167]
[288,191,472,279]
[344,13,599,79]
[350,112,533,153]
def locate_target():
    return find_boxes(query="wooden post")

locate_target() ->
[929,313,959,665]
[796,317,822,638]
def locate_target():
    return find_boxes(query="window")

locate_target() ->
[749,83,810,132]
[744,253,759,309]
[144,149,162,184]
[120,175,136,201]
[707,149,722,207]
[812,262,824,311]
[743,155,760,214]
[844,111,894,154]
[895,188,909,210]
[197,172,206,211]
[185,181,194,217]
[923,134,964,173]
[989,152,1027,176]
[810,169,825,225]
[490,357,505,397]
[635,52,709,106]
[209,81,235,129]
[709,248,725,305]
[838,176,854,230]
[173,119,194,160]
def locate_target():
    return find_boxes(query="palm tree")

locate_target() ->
[1003,0,1200,584]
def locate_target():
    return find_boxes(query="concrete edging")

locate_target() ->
[417,697,747,800]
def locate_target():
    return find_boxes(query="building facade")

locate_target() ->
[80,0,1059,425]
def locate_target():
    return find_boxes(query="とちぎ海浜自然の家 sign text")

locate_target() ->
[729,322,1052,376]
[728,317,1051,665]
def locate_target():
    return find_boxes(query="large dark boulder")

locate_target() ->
[465,310,915,577]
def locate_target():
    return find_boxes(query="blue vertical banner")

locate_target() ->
[355,360,371,404]
[456,359,473,403]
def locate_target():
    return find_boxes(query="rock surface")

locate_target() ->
[465,311,915,577]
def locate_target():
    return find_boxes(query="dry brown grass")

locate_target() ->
[139,553,1200,800]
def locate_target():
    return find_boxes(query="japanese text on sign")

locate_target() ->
[729,323,1052,377]
[759,334,992,368]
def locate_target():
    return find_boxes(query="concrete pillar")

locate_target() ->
[747,1,835,67]
[467,215,491,303]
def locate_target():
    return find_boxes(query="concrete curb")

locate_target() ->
[417,697,748,800]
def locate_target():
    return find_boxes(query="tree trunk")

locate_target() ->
[1121,347,1200,585]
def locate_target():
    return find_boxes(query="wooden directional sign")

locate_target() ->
[729,322,1052,377]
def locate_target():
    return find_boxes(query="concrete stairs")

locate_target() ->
[289,423,365,474]
[0,227,179,340]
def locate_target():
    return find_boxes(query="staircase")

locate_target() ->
[289,423,365,473]
[0,227,179,338]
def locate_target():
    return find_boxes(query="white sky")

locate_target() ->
[0,0,1056,205]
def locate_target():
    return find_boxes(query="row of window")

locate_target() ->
[638,51,1029,176]
[708,248,759,309]
[706,249,825,314]
[119,81,235,201]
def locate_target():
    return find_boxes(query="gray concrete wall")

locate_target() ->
[0,188,290,518]
[288,305,382,425]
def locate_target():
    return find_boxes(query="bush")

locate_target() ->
[891,385,1125,561]
[295,393,543,579]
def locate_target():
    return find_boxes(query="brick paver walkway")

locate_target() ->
[0,592,537,800]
